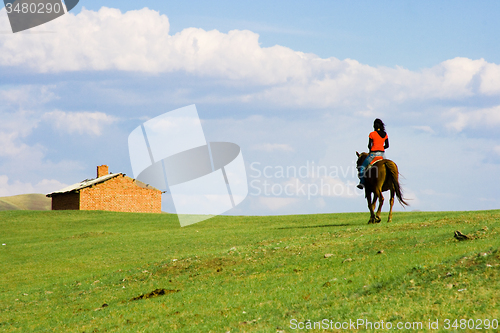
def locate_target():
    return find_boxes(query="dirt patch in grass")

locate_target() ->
[203,257,237,269]
[455,248,500,269]
[359,247,500,297]
[70,231,115,239]
[157,256,239,276]
[130,288,179,301]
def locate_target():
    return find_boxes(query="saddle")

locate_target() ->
[366,156,384,170]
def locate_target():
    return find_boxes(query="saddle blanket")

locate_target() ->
[367,156,384,170]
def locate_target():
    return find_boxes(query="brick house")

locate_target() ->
[46,165,162,213]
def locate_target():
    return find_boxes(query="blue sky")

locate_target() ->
[1,1,499,215]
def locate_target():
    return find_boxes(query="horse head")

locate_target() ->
[356,151,369,169]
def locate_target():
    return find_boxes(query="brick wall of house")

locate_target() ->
[51,192,80,210]
[79,174,161,213]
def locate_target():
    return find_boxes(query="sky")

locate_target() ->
[1,1,499,216]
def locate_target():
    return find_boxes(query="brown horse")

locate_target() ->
[356,152,409,224]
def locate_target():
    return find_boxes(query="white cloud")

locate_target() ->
[0,85,59,158]
[412,126,435,134]
[0,109,44,157]
[315,176,359,198]
[275,176,360,199]
[0,85,58,107]
[0,175,67,196]
[493,146,500,156]
[0,7,312,84]
[0,7,499,108]
[246,57,500,109]
[445,106,500,132]
[0,130,44,158]
[403,188,420,208]
[479,62,500,95]
[42,110,117,135]
[248,175,360,203]
[256,197,299,211]
[251,143,294,152]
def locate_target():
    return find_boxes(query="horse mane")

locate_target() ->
[356,151,369,165]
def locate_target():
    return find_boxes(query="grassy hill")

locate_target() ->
[0,194,51,211]
[0,210,499,332]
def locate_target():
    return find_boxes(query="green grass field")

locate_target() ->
[1,209,499,332]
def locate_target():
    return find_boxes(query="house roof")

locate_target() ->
[46,173,160,197]
[47,173,121,197]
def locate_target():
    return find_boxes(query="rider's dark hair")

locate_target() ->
[373,118,385,132]
[373,118,386,137]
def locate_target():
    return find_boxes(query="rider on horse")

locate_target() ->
[357,118,389,189]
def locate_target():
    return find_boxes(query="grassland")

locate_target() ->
[0,209,499,332]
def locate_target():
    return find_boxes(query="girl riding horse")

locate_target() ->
[357,118,389,189]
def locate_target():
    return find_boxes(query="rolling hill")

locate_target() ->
[0,193,51,211]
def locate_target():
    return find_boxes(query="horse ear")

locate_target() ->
[356,151,360,157]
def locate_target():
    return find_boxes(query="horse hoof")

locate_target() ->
[375,217,381,223]
[387,219,392,223]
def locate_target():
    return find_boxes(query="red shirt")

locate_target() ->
[369,131,388,151]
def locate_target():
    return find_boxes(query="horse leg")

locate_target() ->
[375,191,384,223]
[371,196,378,214]
[388,189,395,222]
[366,191,376,224]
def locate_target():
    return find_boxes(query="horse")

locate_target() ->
[356,152,409,224]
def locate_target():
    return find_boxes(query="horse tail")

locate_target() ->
[385,161,409,207]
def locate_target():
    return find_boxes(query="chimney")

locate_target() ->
[97,165,109,178]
